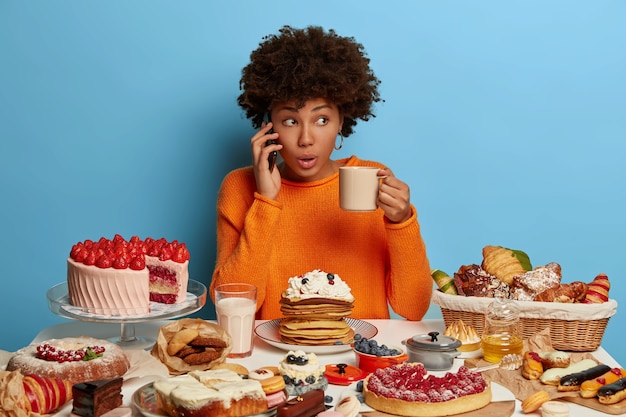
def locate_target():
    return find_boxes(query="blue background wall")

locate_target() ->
[1,1,624,363]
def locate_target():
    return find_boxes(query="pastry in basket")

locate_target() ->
[509,262,562,301]
[481,245,532,285]
[363,363,491,417]
[584,273,610,303]
[6,337,130,385]
[534,281,588,303]
[453,264,510,298]
[431,269,457,295]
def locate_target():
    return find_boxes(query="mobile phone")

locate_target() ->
[265,114,277,172]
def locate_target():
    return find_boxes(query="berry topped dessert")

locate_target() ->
[278,350,328,396]
[363,363,492,417]
[7,337,130,386]
[67,234,190,316]
[279,270,355,345]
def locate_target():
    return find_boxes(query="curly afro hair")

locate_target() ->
[237,25,382,137]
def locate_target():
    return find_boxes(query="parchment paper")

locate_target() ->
[150,318,232,375]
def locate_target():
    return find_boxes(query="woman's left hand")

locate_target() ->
[377,168,412,223]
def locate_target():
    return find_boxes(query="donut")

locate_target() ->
[521,390,550,413]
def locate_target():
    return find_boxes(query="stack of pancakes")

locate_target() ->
[278,270,355,345]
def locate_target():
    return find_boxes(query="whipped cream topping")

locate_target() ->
[278,350,325,384]
[284,270,354,301]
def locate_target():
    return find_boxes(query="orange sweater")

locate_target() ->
[210,155,432,320]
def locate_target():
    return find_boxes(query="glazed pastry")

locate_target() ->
[580,368,626,398]
[539,351,570,370]
[521,390,550,413]
[584,273,610,303]
[557,364,611,391]
[276,389,326,417]
[534,282,588,303]
[481,245,532,285]
[597,377,626,404]
[522,352,544,380]
[540,359,597,385]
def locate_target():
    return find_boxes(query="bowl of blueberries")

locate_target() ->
[352,334,408,373]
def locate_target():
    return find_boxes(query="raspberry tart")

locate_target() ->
[363,363,492,417]
[67,235,190,315]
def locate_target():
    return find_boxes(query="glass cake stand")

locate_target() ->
[47,279,207,350]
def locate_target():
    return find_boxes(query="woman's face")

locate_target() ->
[270,98,343,182]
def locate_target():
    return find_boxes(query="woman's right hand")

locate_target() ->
[251,122,282,200]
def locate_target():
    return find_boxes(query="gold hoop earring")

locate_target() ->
[334,133,344,151]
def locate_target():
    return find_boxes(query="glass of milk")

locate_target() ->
[214,283,257,358]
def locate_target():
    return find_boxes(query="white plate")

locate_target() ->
[132,382,278,417]
[338,380,515,412]
[254,318,378,354]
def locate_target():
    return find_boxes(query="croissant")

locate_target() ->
[481,245,532,285]
[584,273,610,303]
[534,281,588,303]
[0,370,73,415]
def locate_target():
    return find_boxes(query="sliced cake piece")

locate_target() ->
[71,377,123,417]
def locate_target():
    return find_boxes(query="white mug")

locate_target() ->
[339,166,382,211]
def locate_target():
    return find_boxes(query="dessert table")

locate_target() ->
[32,319,622,417]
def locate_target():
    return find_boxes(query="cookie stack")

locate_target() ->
[167,328,229,365]
[278,270,355,345]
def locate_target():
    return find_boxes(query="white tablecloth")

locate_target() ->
[31,319,621,417]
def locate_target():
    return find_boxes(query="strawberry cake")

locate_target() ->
[67,235,189,315]
[363,363,492,417]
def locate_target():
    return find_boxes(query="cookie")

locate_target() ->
[522,390,550,413]
[174,345,204,358]
[189,336,228,348]
[182,349,222,365]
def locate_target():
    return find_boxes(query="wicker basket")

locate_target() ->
[431,290,618,351]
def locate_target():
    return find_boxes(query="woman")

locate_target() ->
[210,25,432,320]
